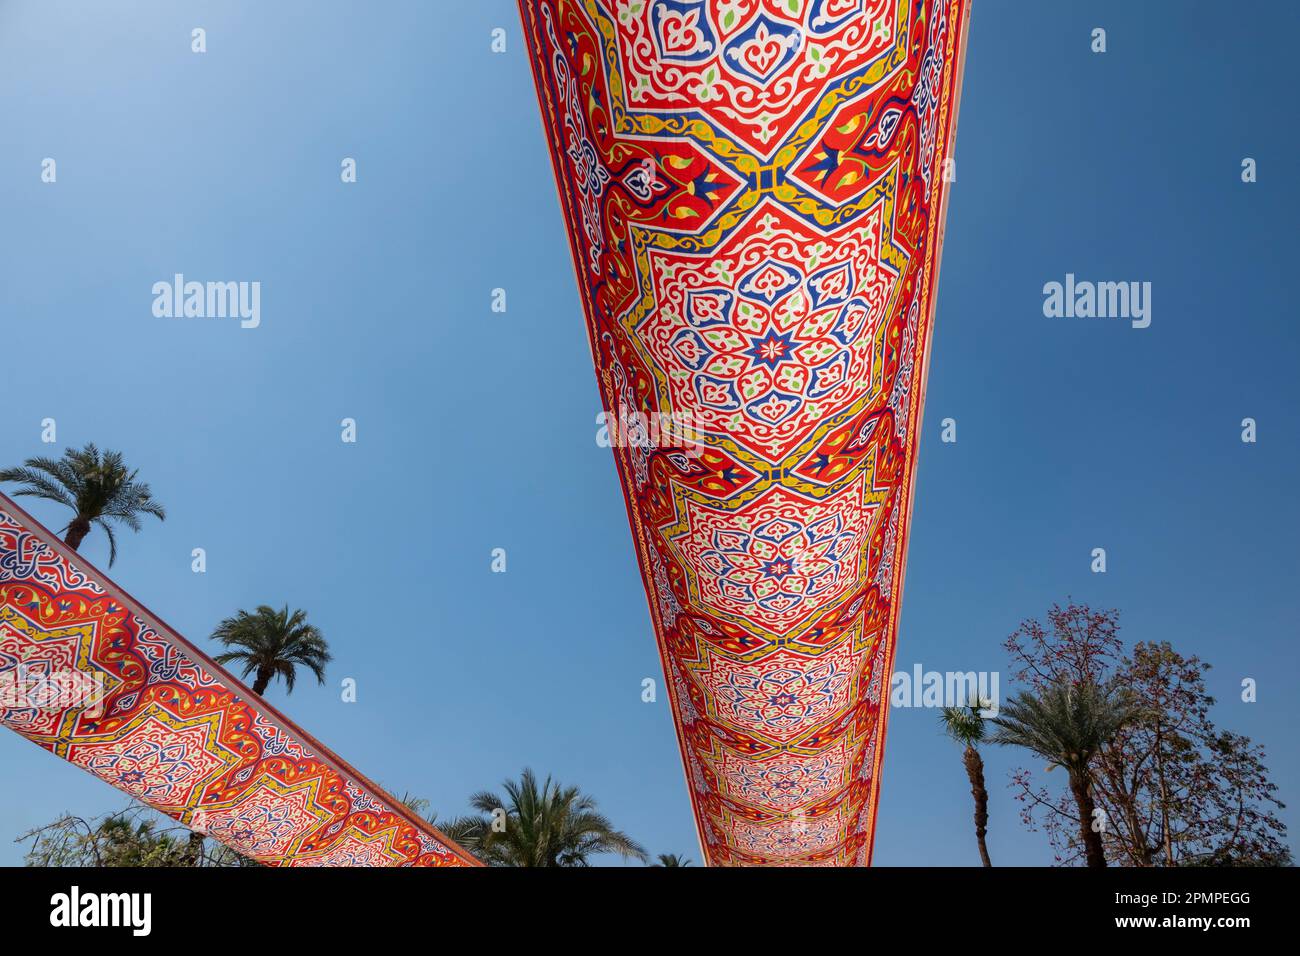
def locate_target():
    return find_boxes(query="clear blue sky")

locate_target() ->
[1,0,1296,866]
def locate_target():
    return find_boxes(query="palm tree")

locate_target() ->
[940,701,992,866]
[0,443,165,565]
[210,605,331,697]
[428,811,492,861]
[447,768,647,867]
[991,679,1140,868]
[651,853,692,867]
[202,605,329,867]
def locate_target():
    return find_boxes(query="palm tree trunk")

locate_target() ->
[252,667,272,696]
[64,515,91,551]
[1069,772,1107,867]
[962,745,992,867]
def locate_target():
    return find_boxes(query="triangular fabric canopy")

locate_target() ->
[0,493,475,867]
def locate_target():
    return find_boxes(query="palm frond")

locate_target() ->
[992,678,1141,775]
[0,467,76,507]
[94,519,119,567]
[940,704,986,745]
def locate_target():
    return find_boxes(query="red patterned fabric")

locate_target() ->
[520,0,970,865]
[0,494,475,867]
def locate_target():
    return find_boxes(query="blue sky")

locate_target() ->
[1,0,1296,866]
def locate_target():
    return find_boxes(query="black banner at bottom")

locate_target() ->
[0,864,1288,944]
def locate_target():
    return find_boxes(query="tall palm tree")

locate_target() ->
[449,768,647,867]
[0,443,165,565]
[210,605,331,697]
[991,679,1140,868]
[651,853,692,867]
[940,701,992,866]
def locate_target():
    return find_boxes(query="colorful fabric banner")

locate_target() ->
[520,0,969,864]
[0,494,475,867]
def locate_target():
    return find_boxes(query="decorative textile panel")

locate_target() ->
[520,0,969,865]
[0,495,475,867]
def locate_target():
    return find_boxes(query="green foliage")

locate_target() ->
[939,703,987,747]
[20,808,190,867]
[211,604,331,695]
[0,443,166,565]
[1003,604,1291,866]
[992,679,1141,778]
[18,805,263,867]
[434,768,648,867]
